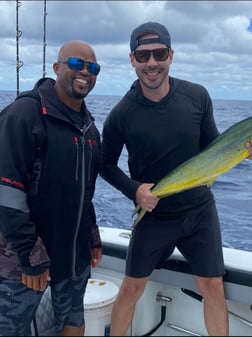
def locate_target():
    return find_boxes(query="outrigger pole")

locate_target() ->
[15,1,47,95]
[16,0,23,97]
[42,0,47,78]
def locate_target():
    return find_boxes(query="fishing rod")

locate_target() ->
[16,0,23,97]
[15,0,47,96]
[42,0,47,78]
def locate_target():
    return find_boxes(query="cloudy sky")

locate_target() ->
[0,0,252,100]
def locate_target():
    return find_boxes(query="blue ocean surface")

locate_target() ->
[1,91,252,252]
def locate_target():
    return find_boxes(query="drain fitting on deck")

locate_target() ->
[156,292,172,305]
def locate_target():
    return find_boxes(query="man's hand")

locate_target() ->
[136,183,159,212]
[246,140,252,159]
[21,269,50,292]
[91,247,102,268]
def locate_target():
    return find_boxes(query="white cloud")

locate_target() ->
[0,0,252,100]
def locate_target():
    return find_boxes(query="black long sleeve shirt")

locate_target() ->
[100,77,220,213]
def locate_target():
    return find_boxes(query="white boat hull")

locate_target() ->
[33,226,252,336]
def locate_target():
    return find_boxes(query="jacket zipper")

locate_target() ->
[71,121,93,277]
[74,136,79,181]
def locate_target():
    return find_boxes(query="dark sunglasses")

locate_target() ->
[134,48,170,63]
[58,57,101,76]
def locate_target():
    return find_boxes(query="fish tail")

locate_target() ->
[132,204,141,217]
[131,208,146,229]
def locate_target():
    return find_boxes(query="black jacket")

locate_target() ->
[0,78,101,283]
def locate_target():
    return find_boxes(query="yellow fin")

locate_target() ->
[206,179,215,187]
[131,208,146,229]
[132,204,140,218]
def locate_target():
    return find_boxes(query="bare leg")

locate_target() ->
[59,323,84,336]
[110,275,149,336]
[195,275,229,336]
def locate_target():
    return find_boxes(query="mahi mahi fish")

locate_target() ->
[132,116,252,228]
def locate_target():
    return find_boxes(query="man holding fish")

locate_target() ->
[100,21,252,336]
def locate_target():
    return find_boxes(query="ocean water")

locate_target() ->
[1,91,252,252]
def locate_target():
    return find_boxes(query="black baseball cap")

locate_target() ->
[130,22,171,52]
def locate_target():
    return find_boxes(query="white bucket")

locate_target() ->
[84,278,118,336]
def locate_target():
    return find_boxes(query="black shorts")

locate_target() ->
[126,198,225,278]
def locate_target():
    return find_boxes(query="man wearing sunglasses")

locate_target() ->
[0,40,102,336]
[100,21,234,336]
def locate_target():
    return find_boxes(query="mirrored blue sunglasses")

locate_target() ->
[58,57,100,76]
